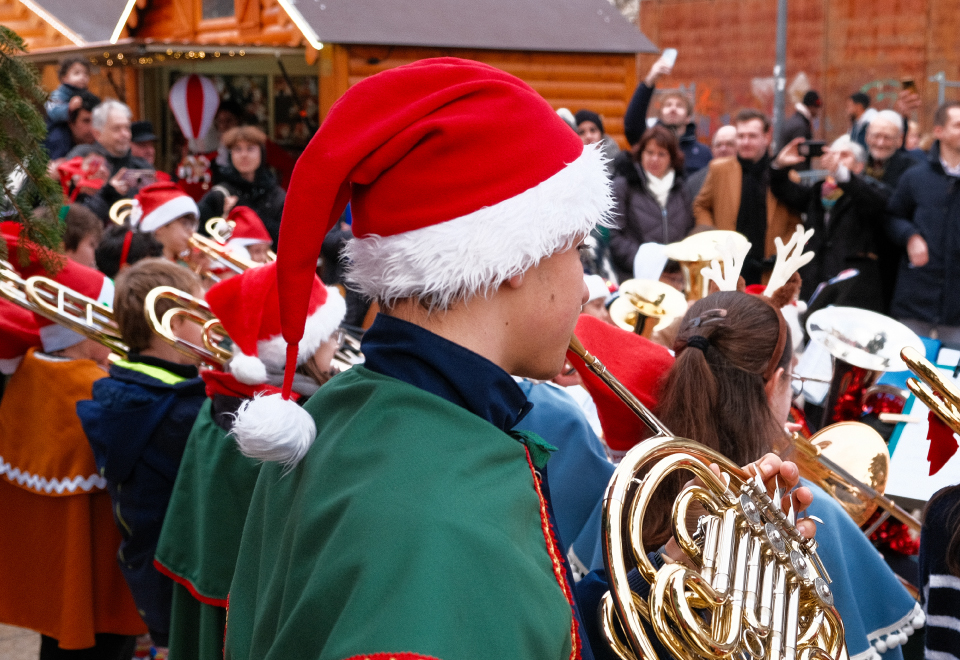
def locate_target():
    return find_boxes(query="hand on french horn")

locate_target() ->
[662,453,815,566]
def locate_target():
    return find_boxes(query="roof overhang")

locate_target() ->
[21,39,305,64]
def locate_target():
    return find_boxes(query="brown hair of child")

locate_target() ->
[62,204,103,252]
[114,258,202,353]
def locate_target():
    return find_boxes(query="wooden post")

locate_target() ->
[319,43,349,122]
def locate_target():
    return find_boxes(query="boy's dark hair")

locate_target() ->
[734,109,771,133]
[68,89,101,124]
[114,258,201,353]
[934,101,960,128]
[95,225,163,278]
[62,204,103,251]
[58,57,90,80]
[850,92,871,108]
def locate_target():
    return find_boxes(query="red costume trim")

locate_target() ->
[153,558,229,608]
[200,369,294,401]
[524,447,582,660]
[343,654,442,660]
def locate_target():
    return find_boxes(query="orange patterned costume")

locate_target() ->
[0,349,146,649]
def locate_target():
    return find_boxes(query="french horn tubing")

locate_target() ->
[568,337,845,660]
[205,217,277,263]
[0,260,129,357]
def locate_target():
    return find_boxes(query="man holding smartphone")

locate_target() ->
[777,90,822,169]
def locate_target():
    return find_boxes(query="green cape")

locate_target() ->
[224,366,576,660]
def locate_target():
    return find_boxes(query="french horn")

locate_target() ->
[568,338,844,660]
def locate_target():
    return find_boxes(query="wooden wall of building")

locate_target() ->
[125,0,303,46]
[320,45,639,148]
[0,0,76,50]
[638,0,960,141]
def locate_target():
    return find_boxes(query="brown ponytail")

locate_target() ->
[642,291,793,549]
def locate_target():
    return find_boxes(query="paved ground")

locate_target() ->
[0,623,39,659]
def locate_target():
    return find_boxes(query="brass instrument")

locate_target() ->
[804,307,924,428]
[569,337,844,660]
[609,279,686,339]
[901,345,960,436]
[663,231,750,301]
[144,286,230,368]
[108,199,260,281]
[0,260,128,357]
[775,423,920,532]
[143,286,364,374]
[205,217,277,263]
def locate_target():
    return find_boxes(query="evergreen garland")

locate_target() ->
[0,25,64,271]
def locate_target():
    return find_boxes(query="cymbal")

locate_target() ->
[662,230,749,263]
[806,306,925,372]
[610,279,687,333]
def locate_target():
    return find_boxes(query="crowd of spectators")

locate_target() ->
[574,53,960,347]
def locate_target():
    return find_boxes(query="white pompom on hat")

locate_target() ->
[245,57,614,467]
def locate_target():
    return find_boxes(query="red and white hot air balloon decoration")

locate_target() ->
[169,74,220,146]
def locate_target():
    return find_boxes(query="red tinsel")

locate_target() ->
[867,513,920,556]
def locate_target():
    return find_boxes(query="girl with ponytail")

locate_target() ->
[651,289,925,660]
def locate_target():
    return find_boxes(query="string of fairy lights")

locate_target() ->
[88,48,248,67]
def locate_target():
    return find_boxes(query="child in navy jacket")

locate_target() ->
[77,259,207,651]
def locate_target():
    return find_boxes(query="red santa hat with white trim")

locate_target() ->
[34,259,115,353]
[0,299,40,374]
[206,261,344,387]
[224,206,272,258]
[232,57,613,466]
[130,182,199,233]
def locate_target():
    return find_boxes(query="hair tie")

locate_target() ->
[686,335,710,353]
[119,230,134,268]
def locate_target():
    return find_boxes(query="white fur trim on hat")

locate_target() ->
[227,286,346,384]
[231,393,316,469]
[0,356,23,375]
[584,274,608,303]
[343,143,613,310]
[138,196,200,233]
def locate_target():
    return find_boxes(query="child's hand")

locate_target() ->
[68,95,83,112]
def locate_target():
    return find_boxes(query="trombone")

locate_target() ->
[0,260,129,358]
[901,345,960,434]
[143,286,230,368]
[109,199,260,282]
[143,285,364,374]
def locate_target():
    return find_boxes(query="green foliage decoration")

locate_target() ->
[0,25,64,272]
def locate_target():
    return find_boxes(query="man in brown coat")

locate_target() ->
[693,109,800,284]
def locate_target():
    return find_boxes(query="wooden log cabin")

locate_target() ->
[9,0,656,169]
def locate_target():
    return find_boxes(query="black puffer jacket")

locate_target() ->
[198,165,285,247]
[609,151,693,281]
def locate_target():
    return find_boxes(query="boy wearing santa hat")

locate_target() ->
[128,182,200,262]
[224,58,812,660]
[222,205,273,264]
[153,262,345,658]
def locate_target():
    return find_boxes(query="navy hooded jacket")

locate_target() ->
[76,355,205,646]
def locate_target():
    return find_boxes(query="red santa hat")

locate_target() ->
[33,259,115,353]
[206,262,345,465]
[0,299,40,374]
[130,182,199,233]
[567,314,674,459]
[238,58,611,464]
[224,206,272,249]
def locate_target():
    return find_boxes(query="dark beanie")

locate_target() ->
[574,109,604,135]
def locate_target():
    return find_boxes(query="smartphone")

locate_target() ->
[660,48,678,68]
[798,140,826,158]
[119,168,157,188]
[902,78,917,93]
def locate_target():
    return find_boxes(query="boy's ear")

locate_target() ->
[505,273,524,289]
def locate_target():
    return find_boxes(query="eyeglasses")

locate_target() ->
[791,374,831,397]
[332,328,345,349]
